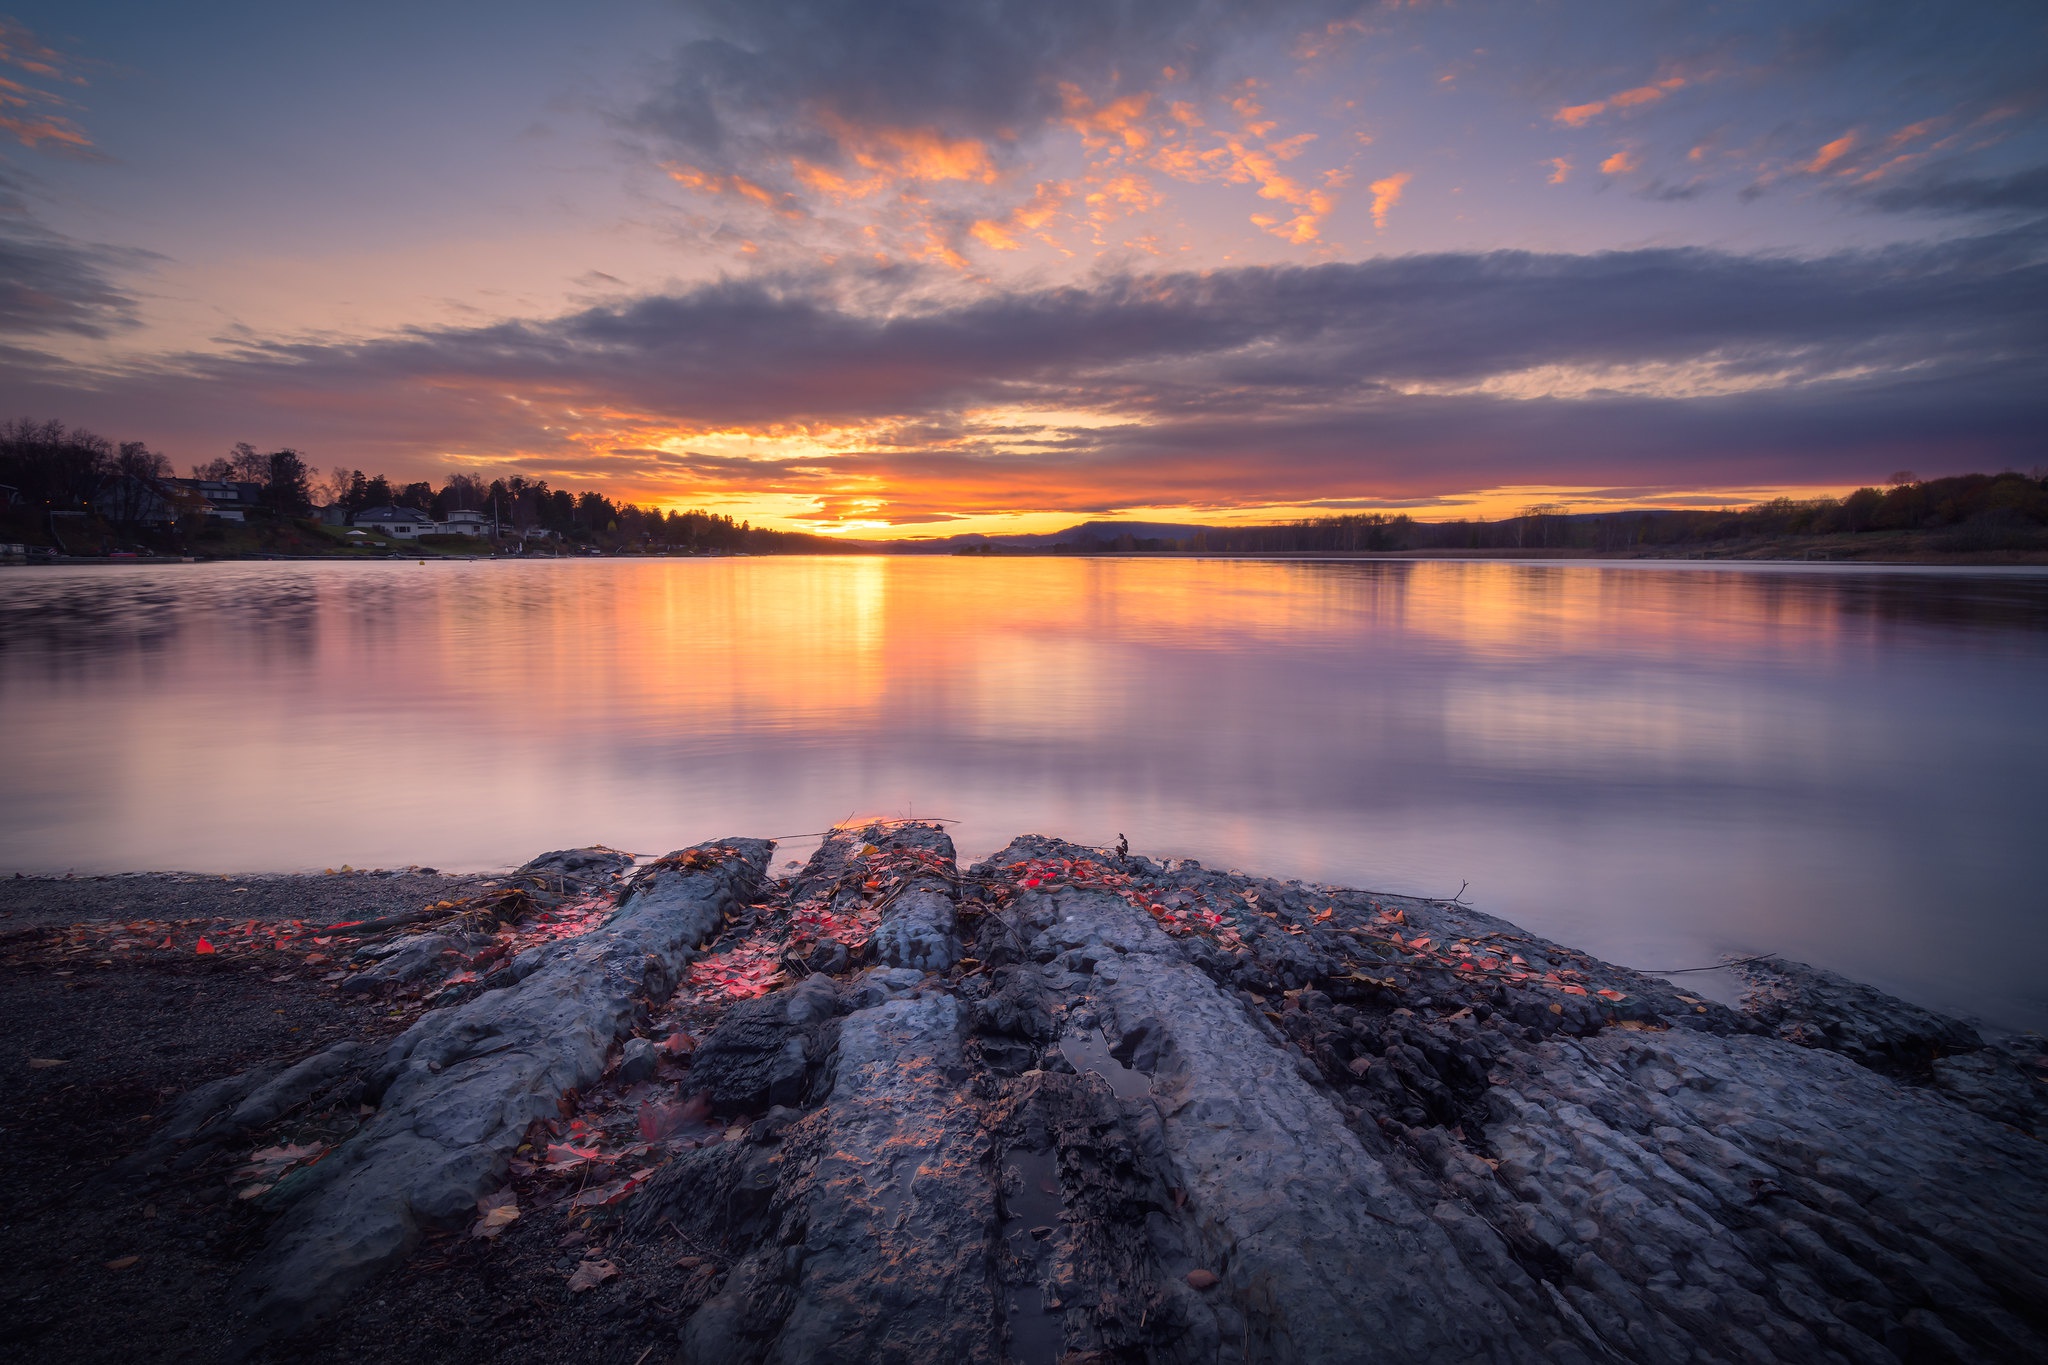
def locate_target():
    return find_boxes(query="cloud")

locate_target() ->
[0,169,150,336]
[636,1,1371,168]
[1368,171,1409,228]
[1802,133,1857,175]
[0,20,96,157]
[1858,164,2048,216]
[5,228,2042,522]
[1552,75,1686,127]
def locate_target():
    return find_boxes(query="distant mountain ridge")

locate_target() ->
[905,519,1216,550]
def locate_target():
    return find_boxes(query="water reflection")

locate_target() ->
[2,558,2043,1032]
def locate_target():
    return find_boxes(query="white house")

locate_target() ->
[169,478,263,521]
[441,509,492,537]
[352,505,436,539]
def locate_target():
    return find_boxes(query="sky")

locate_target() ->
[0,1,2043,535]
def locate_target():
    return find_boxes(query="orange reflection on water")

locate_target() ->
[2,557,2044,1030]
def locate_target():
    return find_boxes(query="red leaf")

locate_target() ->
[194,938,215,955]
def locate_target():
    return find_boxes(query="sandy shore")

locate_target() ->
[2,832,2042,1363]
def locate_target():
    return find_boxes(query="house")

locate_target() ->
[94,473,181,526]
[168,478,264,521]
[353,505,436,539]
[521,524,556,542]
[316,504,349,525]
[441,509,492,537]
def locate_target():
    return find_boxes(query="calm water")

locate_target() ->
[3,557,2044,1031]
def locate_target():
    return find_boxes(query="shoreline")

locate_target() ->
[3,828,2043,1361]
[8,544,2048,569]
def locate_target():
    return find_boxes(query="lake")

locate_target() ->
[3,556,2044,1032]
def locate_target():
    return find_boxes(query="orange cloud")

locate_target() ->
[1369,171,1410,228]
[1801,134,1856,174]
[1600,150,1638,176]
[969,181,1074,252]
[1547,157,1572,184]
[1151,118,1340,244]
[0,24,92,154]
[1880,117,1945,153]
[1085,173,1163,222]
[1611,78,1686,108]
[664,163,804,217]
[1554,75,1686,126]
[819,117,999,185]
[1059,85,1156,152]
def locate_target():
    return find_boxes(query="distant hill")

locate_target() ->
[902,519,1217,551]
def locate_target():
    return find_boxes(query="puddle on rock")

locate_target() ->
[1059,1028,1153,1101]
[1000,1147,1063,1365]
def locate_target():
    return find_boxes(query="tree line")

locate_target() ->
[6,416,2043,556]
[0,419,844,554]
[1051,471,2048,555]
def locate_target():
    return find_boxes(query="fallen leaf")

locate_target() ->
[194,938,215,955]
[1595,989,1626,1001]
[28,1057,66,1069]
[235,1141,325,1181]
[567,1175,645,1210]
[657,1031,696,1056]
[1346,1057,1372,1077]
[104,1256,139,1271]
[543,1142,604,1172]
[567,1258,619,1292]
[471,1190,519,1239]
[1186,1268,1219,1290]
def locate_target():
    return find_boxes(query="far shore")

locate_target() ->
[9,542,2048,568]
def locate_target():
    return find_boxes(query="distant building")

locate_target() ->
[94,474,181,526]
[169,478,264,521]
[521,524,556,542]
[316,504,349,525]
[441,509,492,537]
[353,505,436,539]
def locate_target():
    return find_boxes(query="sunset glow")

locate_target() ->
[0,2,2041,533]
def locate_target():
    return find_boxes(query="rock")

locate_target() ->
[845,966,924,1010]
[338,932,490,991]
[616,1036,658,1085]
[688,974,841,1112]
[1729,953,1983,1071]
[804,938,850,974]
[514,846,637,894]
[232,836,769,1338]
[1930,1033,2048,1134]
[146,824,2048,1361]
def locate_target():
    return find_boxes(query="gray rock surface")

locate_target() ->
[1730,954,1985,1071]
[513,845,638,894]
[617,1035,659,1084]
[687,974,841,1112]
[132,825,2048,1361]
[231,837,768,1336]
[338,930,491,990]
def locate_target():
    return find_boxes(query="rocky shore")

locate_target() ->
[3,824,2043,1363]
